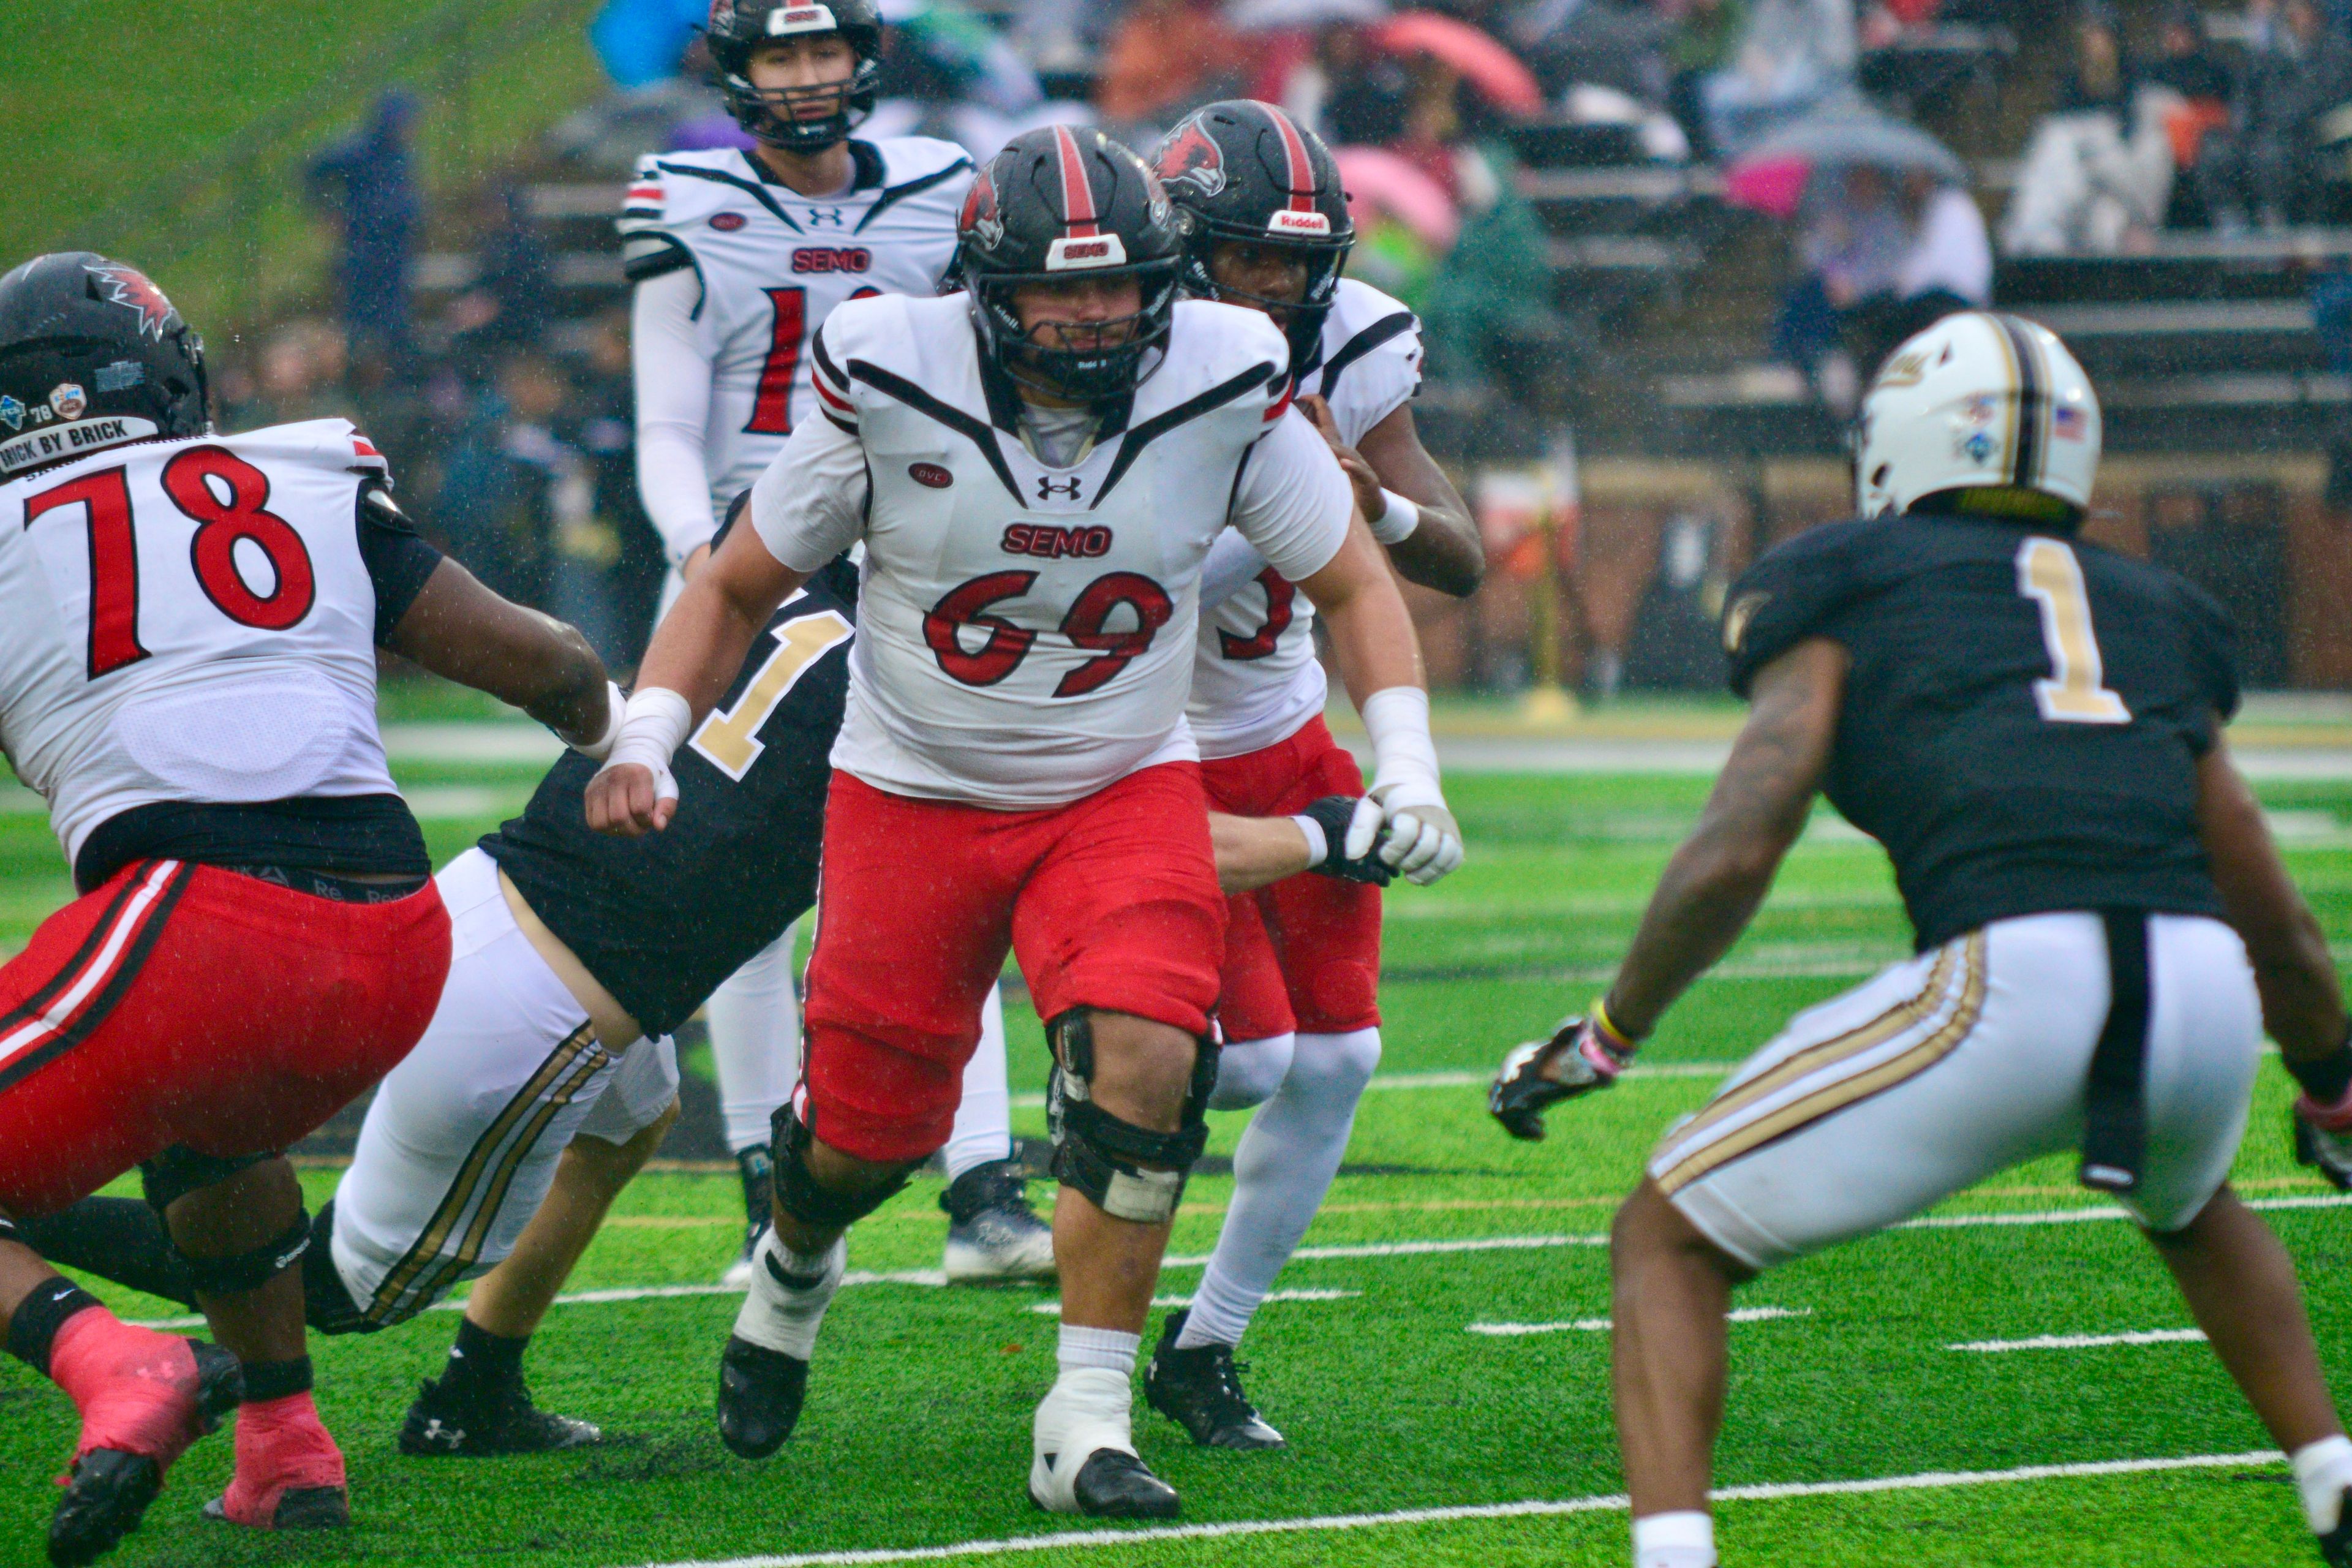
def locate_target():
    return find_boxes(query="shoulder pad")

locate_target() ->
[868,135,976,186]
[1721,519,1880,698]
[1159,301,1290,415]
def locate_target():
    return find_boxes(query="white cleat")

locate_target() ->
[1028,1367,1179,1519]
[940,1159,1056,1283]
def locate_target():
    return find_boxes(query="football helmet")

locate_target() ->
[0,252,208,481]
[959,126,1182,405]
[1853,311,2100,525]
[706,0,883,153]
[1152,100,1354,368]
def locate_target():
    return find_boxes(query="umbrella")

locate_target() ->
[1332,144,1460,252]
[1727,106,1968,217]
[1366,10,1543,116]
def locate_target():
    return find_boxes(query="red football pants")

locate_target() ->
[0,859,451,1215]
[1200,716,1383,1042]
[802,764,1226,1163]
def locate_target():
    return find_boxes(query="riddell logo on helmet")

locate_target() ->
[767,3,835,33]
[1046,234,1126,271]
[1268,210,1332,236]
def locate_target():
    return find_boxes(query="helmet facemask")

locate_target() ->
[972,262,1180,405]
[709,10,881,154]
[1180,222,1351,368]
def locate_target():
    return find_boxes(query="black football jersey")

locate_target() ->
[1723,515,2239,950]
[481,561,857,1036]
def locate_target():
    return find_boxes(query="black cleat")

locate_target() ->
[941,1158,1056,1281]
[1028,1450,1182,1519]
[48,1340,242,1566]
[717,1333,809,1459]
[2322,1486,2352,1566]
[1144,1310,1286,1452]
[398,1373,603,1458]
[200,1486,351,1530]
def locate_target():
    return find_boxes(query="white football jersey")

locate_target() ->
[1189,278,1424,760]
[750,293,1354,809]
[618,139,973,521]
[0,421,402,866]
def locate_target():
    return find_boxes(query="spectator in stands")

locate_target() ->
[572,308,665,669]
[431,350,579,616]
[443,185,557,366]
[1700,0,1858,156]
[2199,0,2352,233]
[305,91,420,364]
[2144,4,2233,227]
[1093,0,1245,136]
[2001,10,2177,255]
[1665,0,1749,161]
[230,320,358,431]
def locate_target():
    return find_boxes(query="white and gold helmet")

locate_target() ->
[1854,311,2100,524]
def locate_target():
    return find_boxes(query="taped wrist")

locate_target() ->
[1360,687,1444,810]
[1044,1011,1220,1225]
[768,1104,911,1232]
[178,1213,314,1297]
[605,687,693,777]
[1369,488,1421,545]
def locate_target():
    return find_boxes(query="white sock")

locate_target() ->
[943,983,1016,1182]
[730,1229,843,1360]
[1632,1510,1716,1568]
[1206,1033,1295,1112]
[705,925,803,1155]
[1178,1027,1379,1351]
[1057,1324,1140,1379]
[2296,1434,2352,1534]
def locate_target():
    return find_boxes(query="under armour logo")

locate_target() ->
[804,206,846,227]
[1036,475,1084,501]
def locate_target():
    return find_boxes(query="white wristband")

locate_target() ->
[1291,813,1329,867]
[602,687,693,780]
[1370,488,1422,546]
[1360,686,1444,810]
[563,681,627,761]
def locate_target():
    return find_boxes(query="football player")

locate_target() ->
[619,0,1046,1286]
[23,533,1380,1460]
[587,126,1461,1518]
[0,253,612,1564]
[1140,99,1485,1453]
[1488,314,2352,1568]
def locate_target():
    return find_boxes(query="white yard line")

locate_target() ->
[1948,1329,2209,1353]
[1469,1306,1809,1337]
[1010,1061,1736,1109]
[1028,1289,1357,1317]
[618,1450,2283,1568]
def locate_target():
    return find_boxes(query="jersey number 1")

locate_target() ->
[690,608,853,779]
[744,287,807,435]
[23,448,318,680]
[2015,537,2130,725]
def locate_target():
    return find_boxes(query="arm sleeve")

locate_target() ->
[1199,529,1272,612]
[1227,407,1354,586]
[631,266,722,567]
[1721,524,1865,698]
[355,481,445,644]
[749,408,870,574]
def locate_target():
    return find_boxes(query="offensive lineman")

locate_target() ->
[1141,100,1486,1452]
[587,127,1463,1517]
[620,0,1045,1283]
[0,254,612,1564]
[1490,313,2352,1568]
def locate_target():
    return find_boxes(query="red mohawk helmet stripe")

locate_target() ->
[1053,124,1101,238]
[1265,105,1318,214]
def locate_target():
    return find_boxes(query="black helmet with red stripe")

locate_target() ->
[1151,100,1354,365]
[707,0,884,153]
[0,253,208,483]
[958,126,1183,404]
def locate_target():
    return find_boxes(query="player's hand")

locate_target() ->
[584,760,678,836]
[2294,1095,2352,1192]
[1490,1017,1634,1140]
[1298,393,1385,525]
[1344,786,1463,885]
[1298,795,1394,886]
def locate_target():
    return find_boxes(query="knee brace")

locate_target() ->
[767,1104,911,1232]
[1046,1010,1219,1225]
[178,1213,314,1297]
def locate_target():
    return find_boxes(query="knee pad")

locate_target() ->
[1207,1032,1295,1112]
[1046,1010,1219,1225]
[178,1212,314,1297]
[768,1103,910,1232]
[139,1145,279,1214]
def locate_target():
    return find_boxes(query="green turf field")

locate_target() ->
[4,725,2351,1567]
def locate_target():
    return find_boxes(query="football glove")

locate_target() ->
[1344,787,1464,886]
[1489,1013,1636,1142]
[2294,1093,2352,1193]
[1297,795,1393,886]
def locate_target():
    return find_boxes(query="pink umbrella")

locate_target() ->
[1332,145,1460,252]
[1724,156,1812,220]
[1368,10,1544,117]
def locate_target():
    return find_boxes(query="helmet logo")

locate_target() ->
[0,397,21,431]
[766,3,836,34]
[1046,234,1126,271]
[1960,429,1997,466]
[86,263,178,341]
[94,360,145,393]
[961,167,1005,252]
[1155,115,1227,198]
[49,383,87,420]
[1875,350,1928,389]
[2054,404,2087,441]
[1268,209,1332,237]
